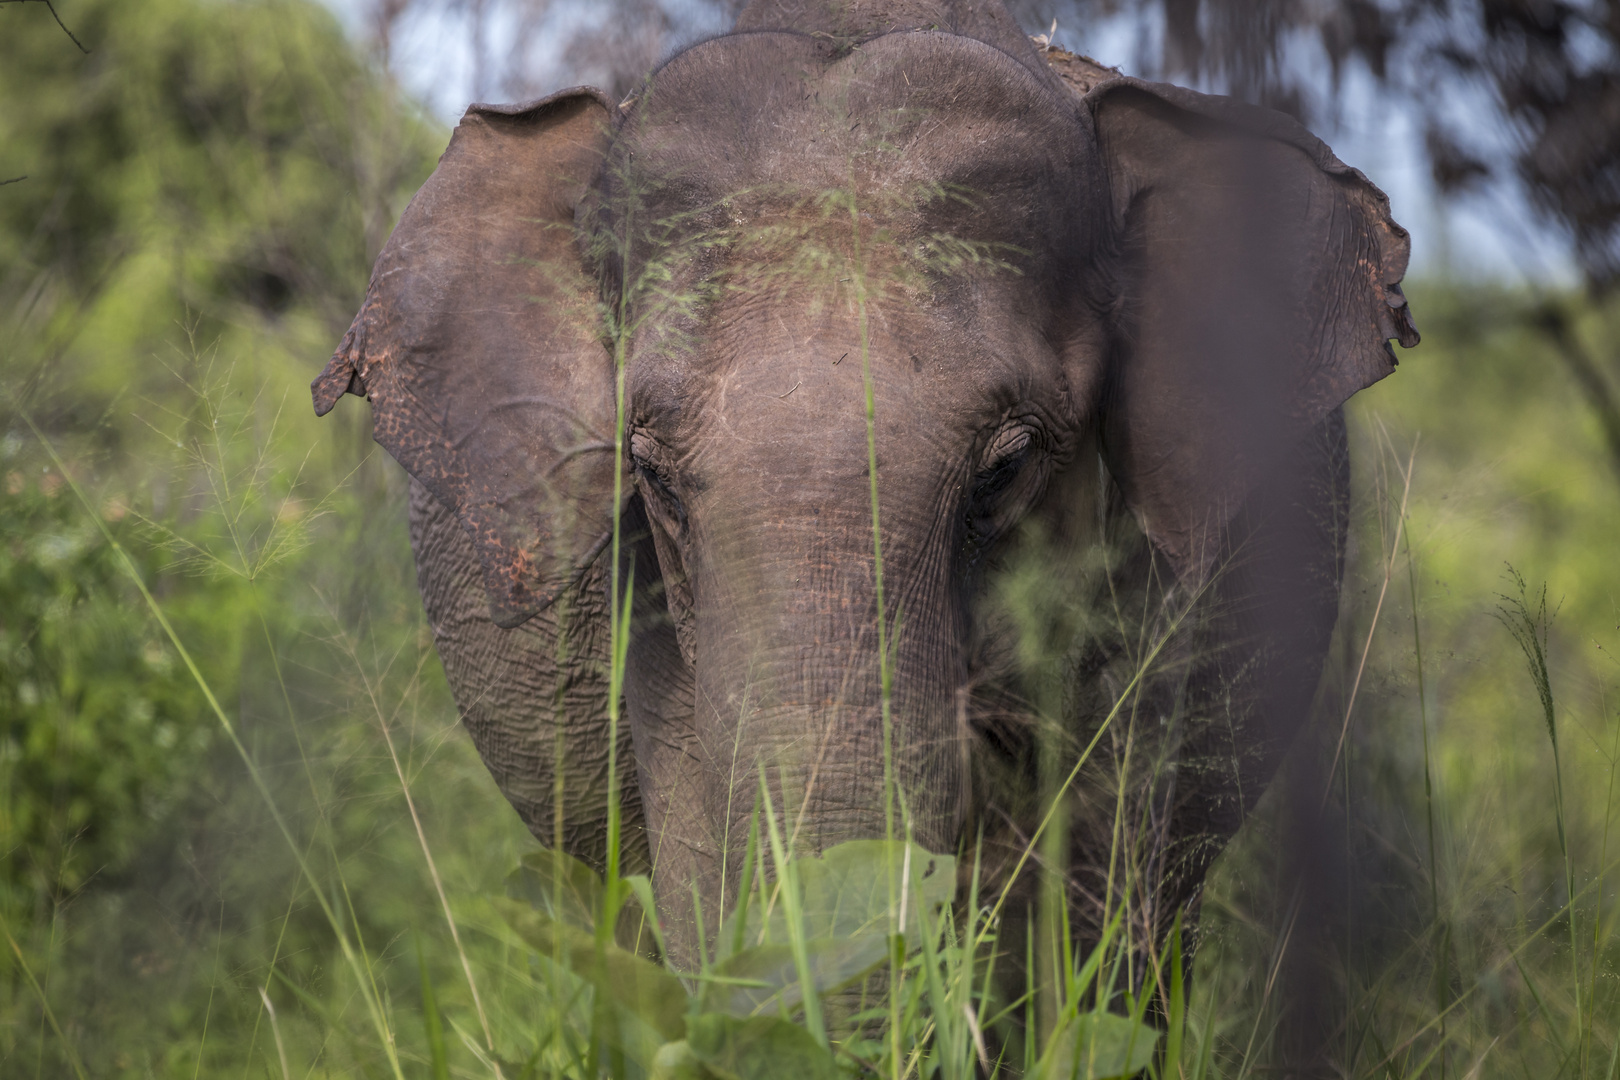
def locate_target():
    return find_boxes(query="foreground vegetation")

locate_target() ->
[3,0,1619,1075]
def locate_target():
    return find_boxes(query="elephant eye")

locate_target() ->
[972,428,1033,502]
[630,432,685,518]
[962,425,1041,566]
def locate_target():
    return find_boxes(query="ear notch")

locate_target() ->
[313,88,619,628]
[1082,77,1419,580]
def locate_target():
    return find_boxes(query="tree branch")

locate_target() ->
[0,177,27,187]
[0,0,89,53]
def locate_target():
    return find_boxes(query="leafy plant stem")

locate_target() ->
[1323,430,1417,806]
[1593,692,1620,1075]
[845,175,904,1079]
[1233,882,1302,1080]
[416,933,452,1080]
[758,771,828,1047]
[257,987,293,1080]
[0,913,87,1080]
[1496,568,1580,1066]
[368,659,498,1060]
[588,174,643,1080]
[972,594,1192,955]
[193,900,223,1080]
[1403,509,1448,1078]
[1359,846,1620,1077]
[1096,696,1141,1008]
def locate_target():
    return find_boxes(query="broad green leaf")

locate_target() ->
[697,935,889,1016]
[1036,1010,1160,1080]
[721,840,956,948]
[494,897,690,1044]
[685,1013,841,1080]
[650,1040,709,1080]
[507,848,605,931]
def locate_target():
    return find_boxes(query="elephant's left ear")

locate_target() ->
[1081,77,1419,580]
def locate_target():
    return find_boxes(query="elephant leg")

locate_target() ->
[969,411,1349,1027]
[1061,410,1351,977]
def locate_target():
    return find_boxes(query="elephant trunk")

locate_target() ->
[683,496,968,888]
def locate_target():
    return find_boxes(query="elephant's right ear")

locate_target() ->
[313,89,618,628]
[1081,78,1419,582]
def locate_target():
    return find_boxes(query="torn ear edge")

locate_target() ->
[1076,78,1419,584]
[312,321,364,416]
[311,86,620,421]
[310,87,619,628]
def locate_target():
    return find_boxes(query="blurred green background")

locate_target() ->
[2,0,1618,1076]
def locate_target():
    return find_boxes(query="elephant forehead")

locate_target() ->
[628,291,1070,466]
[607,29,1095,245]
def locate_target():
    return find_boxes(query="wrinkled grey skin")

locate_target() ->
[314,0,1418,973]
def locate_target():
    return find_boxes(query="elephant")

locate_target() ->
[312,0,1418,989]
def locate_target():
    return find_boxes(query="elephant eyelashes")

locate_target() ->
[962,426,1039,564]
[972,427,1034,503]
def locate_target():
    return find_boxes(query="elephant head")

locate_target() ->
[313,0,1417,968]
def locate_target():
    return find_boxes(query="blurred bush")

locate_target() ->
[0,1,538,1075]
[0,461,210,907]
[1193,281,1620,1074]
[0,0,445,912]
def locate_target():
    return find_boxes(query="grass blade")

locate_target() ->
[418,934,452,1080]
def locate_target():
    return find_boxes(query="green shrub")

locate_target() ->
[0,456,211,906]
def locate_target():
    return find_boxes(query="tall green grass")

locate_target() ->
[10,283,1619,1077]
[4,0,1620,1070]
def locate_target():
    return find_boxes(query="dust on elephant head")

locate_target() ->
[312,0,1418,968]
